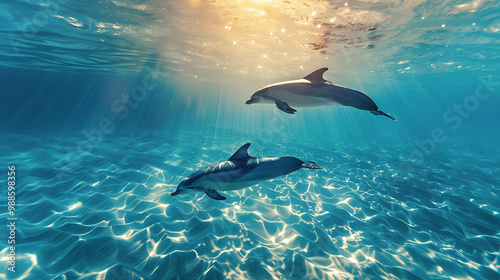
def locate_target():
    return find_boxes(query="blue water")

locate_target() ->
[1,1,500,279]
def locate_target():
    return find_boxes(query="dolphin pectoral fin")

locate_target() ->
[275,100,297,114]
[371,110,396,121]
[205,189,227,200]
[302,161,322,169]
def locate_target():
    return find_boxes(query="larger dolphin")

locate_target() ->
[171,143,321,200]
[246,68,395,120]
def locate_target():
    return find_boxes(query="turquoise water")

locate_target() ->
[1,1,500,279]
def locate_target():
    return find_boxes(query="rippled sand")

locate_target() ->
[1,130,499,280]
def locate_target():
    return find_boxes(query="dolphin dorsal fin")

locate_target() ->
[229,143,252,161]
[303,68,328,82]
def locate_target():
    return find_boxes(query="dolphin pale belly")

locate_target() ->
[246,68,395,120]
[171,143,321,200]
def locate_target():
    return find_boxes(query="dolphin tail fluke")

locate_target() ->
[205,189,227,200]
[372,110,396,121]
[302,161,322,169]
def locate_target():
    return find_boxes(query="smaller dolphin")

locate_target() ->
[246,68,395,120]
[171,143,321,200]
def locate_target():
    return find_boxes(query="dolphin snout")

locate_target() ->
[171,189,185,196]
[246,99,255,105]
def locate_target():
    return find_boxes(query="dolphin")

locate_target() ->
[246,67,395,120]
[171,143,321,200]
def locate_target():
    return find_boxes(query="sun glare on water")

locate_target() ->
[161,0,390,80]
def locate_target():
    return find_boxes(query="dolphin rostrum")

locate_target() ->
[246,68,395,120]
[171,143,321,200]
